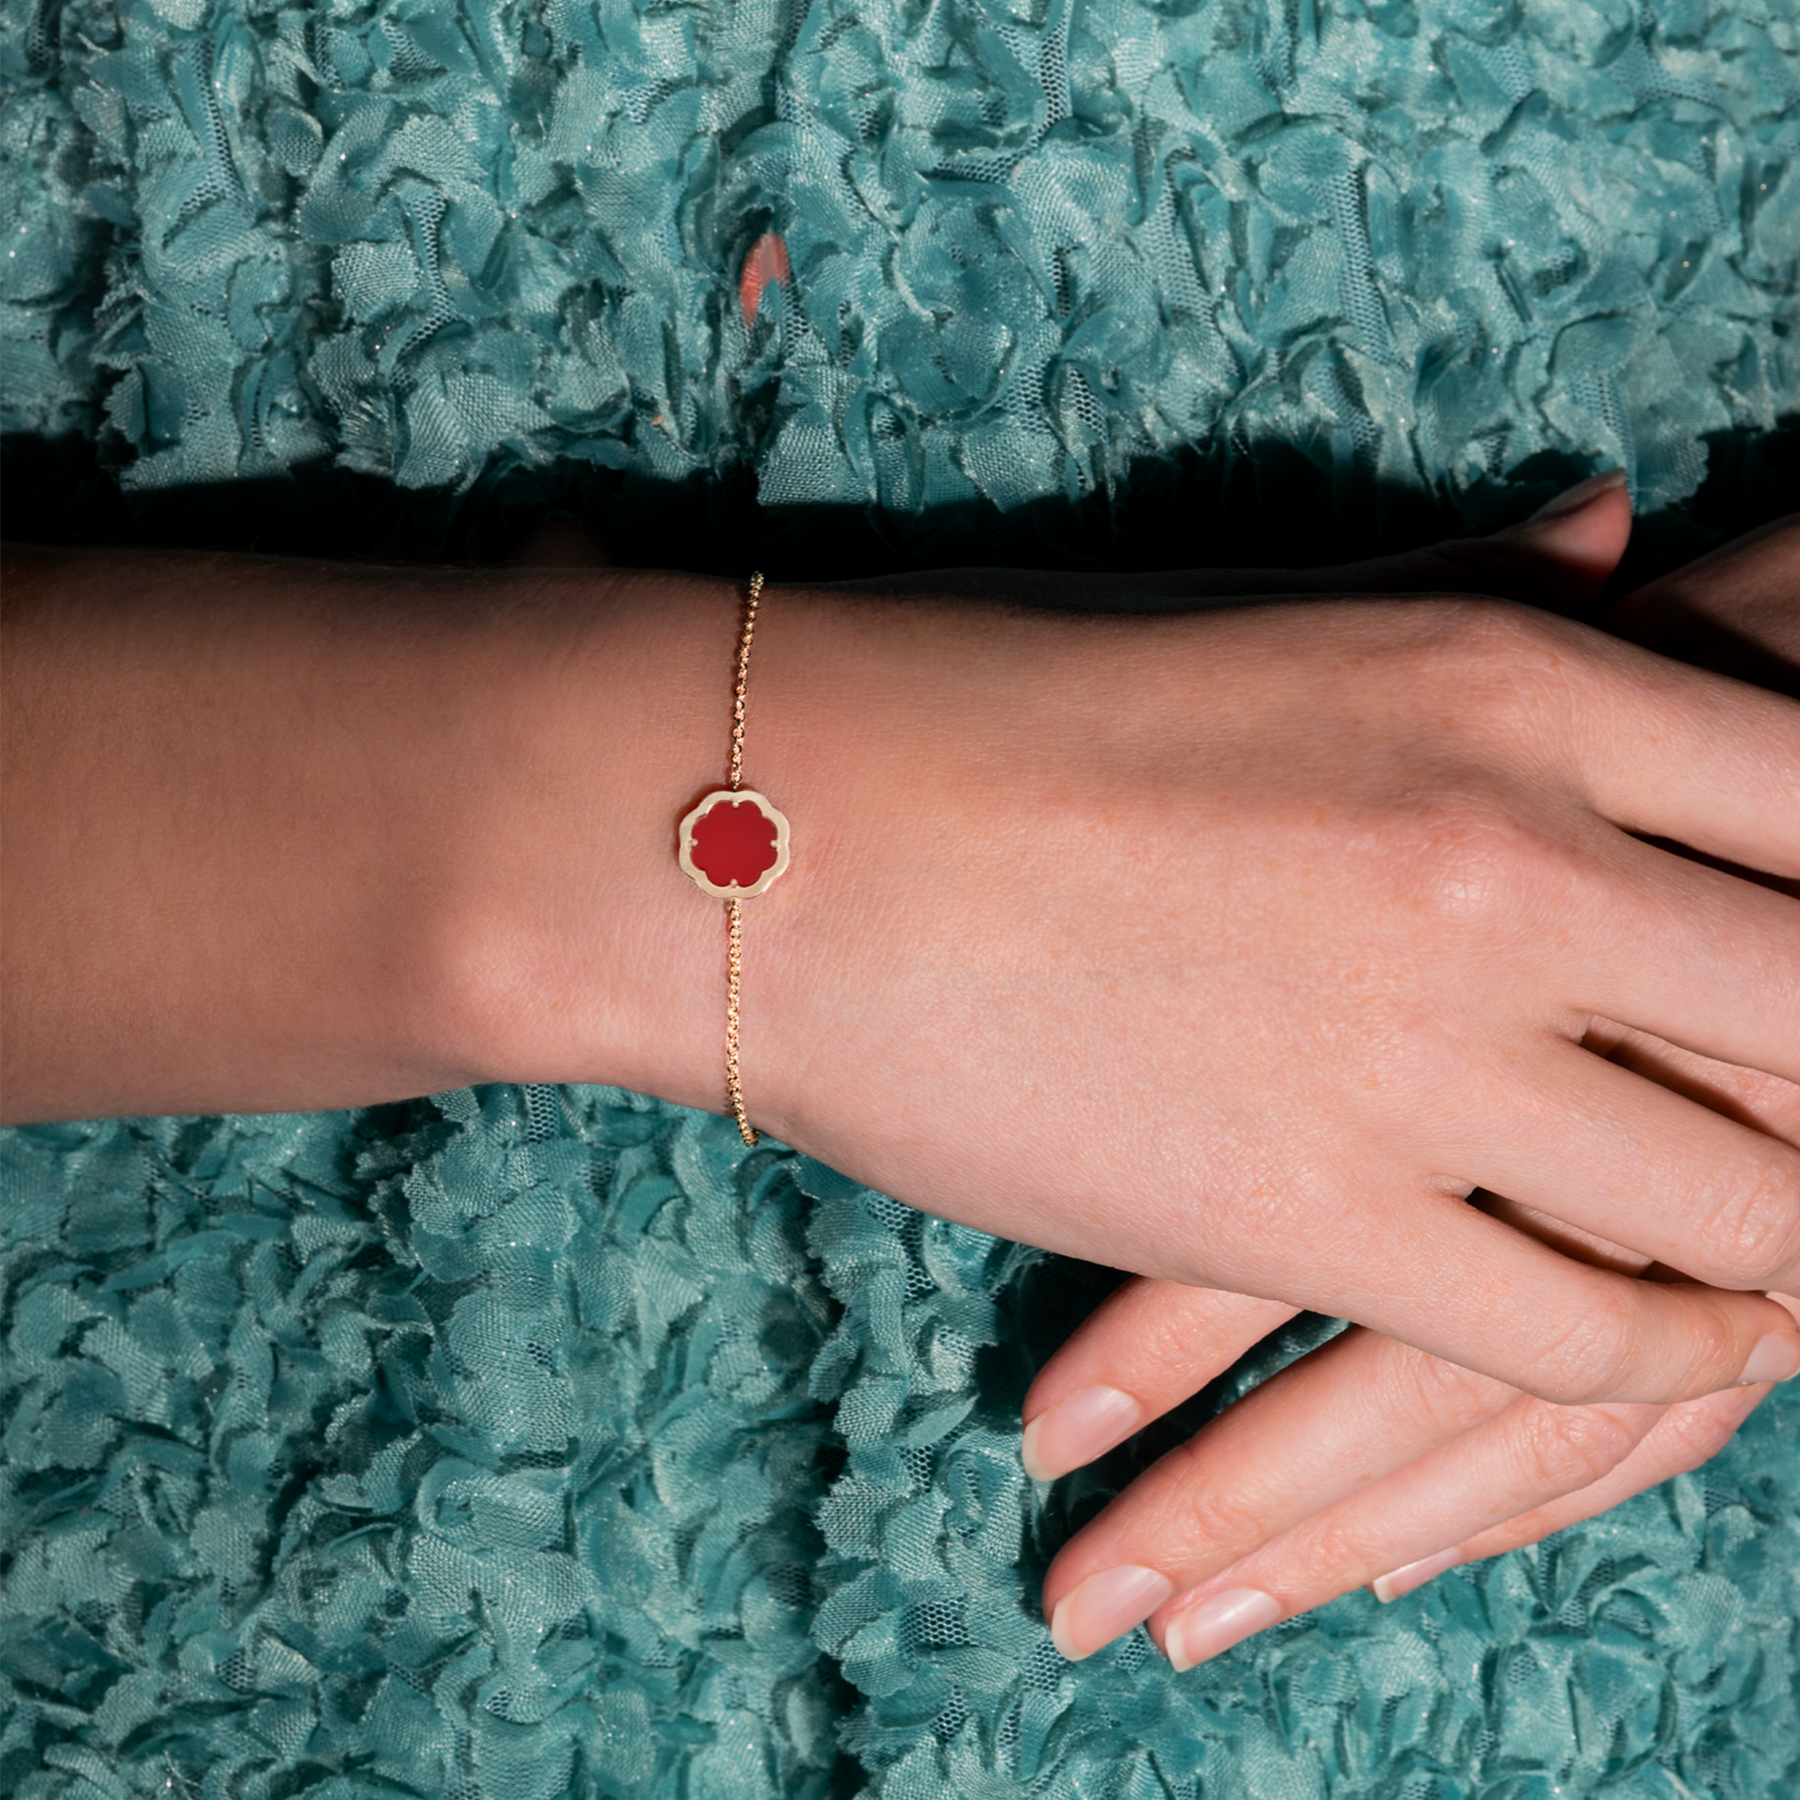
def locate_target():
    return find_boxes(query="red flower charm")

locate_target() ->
[678,789,791,899]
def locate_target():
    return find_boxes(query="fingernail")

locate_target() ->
[1525,466,1627,524]
[1164,1587,1282,1672]
[1371,1547,1463,1604]
[1021,1385,1143,1482]
[1048,1566,1175,1662]
[1737,1332,1800,1386]
[739,230,791,325]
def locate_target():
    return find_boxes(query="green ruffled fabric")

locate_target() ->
[4,1093,1799,1798]
[6,0,1800,1794]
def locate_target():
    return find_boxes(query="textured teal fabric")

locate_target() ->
[5,0,1800,1795]
[4,1093,1799,1799]
[4,0,1797,513]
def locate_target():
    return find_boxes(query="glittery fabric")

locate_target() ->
[2,1093,848,1800]
[5,0,1800,1794]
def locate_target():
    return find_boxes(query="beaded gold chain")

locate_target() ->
[677,574,790,1146]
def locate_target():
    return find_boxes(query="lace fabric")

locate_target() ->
[3,0,1796,515]
[4,1091,1798,1798]
[2,1093,847,1799]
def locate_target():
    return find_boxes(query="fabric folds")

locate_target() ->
[4,1090,1798,1797]
[4,0,1797,517]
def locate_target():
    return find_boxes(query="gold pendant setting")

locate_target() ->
[678,788,790,900]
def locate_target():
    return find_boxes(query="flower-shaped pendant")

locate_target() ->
[678,789,790,899]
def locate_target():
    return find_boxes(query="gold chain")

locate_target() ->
[728,571,762,793]
[725,898,750,1144]
[724,572,764,1146]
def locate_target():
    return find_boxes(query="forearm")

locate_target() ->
[1,546,734,1121]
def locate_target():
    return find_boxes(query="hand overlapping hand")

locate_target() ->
[1026,510,1800,1667]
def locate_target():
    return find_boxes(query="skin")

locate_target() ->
[1030,514,1800,1667]
[5,492,1800,1461]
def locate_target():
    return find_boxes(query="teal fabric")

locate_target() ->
[5,1093,1800,1800]
[5,0,1797,514]
[5,0,1800,1796]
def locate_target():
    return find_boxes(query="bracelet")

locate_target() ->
[677,573,790,1146]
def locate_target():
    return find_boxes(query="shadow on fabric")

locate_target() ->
[5,413,1795,611]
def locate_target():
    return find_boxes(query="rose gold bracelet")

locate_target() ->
[677,573,789,1146]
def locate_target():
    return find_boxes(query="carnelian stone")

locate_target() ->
[690,798,780,888]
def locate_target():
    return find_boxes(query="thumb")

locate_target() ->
[1493,466,1634,596]
[1090,469,1633,612]
[1370,467,1632,611]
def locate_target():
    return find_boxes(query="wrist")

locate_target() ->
[463,574,955,1138]
[444,568,765,1113]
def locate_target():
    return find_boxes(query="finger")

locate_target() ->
[1140,1324,1786,1667]
[1233,1194,1800,1407]
[1042,1212,1798,1662]
[1041,1326,1517,1659]
[1144,1390,1668,1670]
[1576,832,1800,1085]
[1021,1282,1297,1481]
[1374,1384,1771,1599]
[1049,1281,1789,1665]
[1569,629,1800,880]
[1468,1045,1800,1293]
[1602,514,1800,695]
[1394,467,1632,609]
[1043,1033,1800,1666]
[1585,1018,1800,1146]
[1422,1287,1800,1579]
[1079,1044,1800,1664]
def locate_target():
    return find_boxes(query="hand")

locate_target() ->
[741,513,1800,1392]
[8,498,1798,1419]
[1031,1046,1800,1668]
[1027,516,1800,1666]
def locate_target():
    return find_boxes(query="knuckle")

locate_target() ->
[1518,1288,1642,1405]
[1160,1451,1270,1562]
[1671,1298,1737,1399]
[1513,1401,1643,1493]
[1388,789,1572,934]
[1134,1286,1254,1373]
[1291,1510,1379,1589]
[1134,1301,1210,1375]
[1695,1149,1800,1287]
[1651,1402,1741,1479]
[1388,1342,1508,1436]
